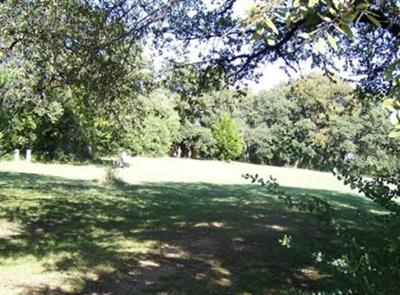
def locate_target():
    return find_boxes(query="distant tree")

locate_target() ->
[240,75,356,169]
[352,107,400,175]
[178,122,217,158]
[239,87,292,165]
[246,123,291,165]
[289,118,318,168]
[122,90,181,157]
[212,114,243,161]
[288,73,357,168]
[239,87,292,128]
[171,85,242,158]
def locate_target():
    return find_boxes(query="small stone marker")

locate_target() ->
[113,151,129,168]
[25,149,32,162]
[176,146,182,158]
[120,151,128,167]
[13,149,20,161]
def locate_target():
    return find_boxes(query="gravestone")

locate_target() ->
[120,151,128,165]
[85,145,93,159]
[112,151,129,168]
[26,149,32,162]
[13,149,20,161]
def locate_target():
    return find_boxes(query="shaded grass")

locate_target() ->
[0,171,383,294]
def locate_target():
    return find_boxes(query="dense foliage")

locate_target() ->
[0,0,156,160]
[1,57,399,174]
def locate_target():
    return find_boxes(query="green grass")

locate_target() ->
[0,171,383,294]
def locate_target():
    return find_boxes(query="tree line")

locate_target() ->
[1,57,398,176]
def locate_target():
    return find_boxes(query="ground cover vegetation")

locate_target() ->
[0,171,392,294]
[0,0,399,294]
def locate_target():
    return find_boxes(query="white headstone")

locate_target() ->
[120,151,128,167]
[13,149,20,161]
[177,146,182,158]
[26,149,31,162]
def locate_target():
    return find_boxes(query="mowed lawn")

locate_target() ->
[0,159,383,294]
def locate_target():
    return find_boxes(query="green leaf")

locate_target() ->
[308,0,319,7]
[346,12,358,22]
[279,234,292,248]
[252,31,261,42]
[265,36,276,46]
[315,37,327,54]
[388,129,400,139]
[249,13,260,23]
[383,99,396,111]
[365,13,381,28]
[327,0,338,9]
[325,32,338,51]
[356,2,370,10]
[327,5,337,16]
[338,22,353,38]
[299,32,311,39]
[318,13,332,22]
[264,16,279,34]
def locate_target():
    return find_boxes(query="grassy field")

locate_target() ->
[0,157,357,193]
[0,158,383,294]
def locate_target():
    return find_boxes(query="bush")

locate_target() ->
[138,114,179,156]
[123,92,181,157]
[247,172,400,294]
[178,122,217,158]
[0,132,5,157]
[212,114,243,161]
[104,166,119,185]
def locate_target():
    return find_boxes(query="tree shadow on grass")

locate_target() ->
[0,171,382,294]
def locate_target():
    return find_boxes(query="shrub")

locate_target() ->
[212,114,243,161]
[104,166,119,185]
[178,122,217,158]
